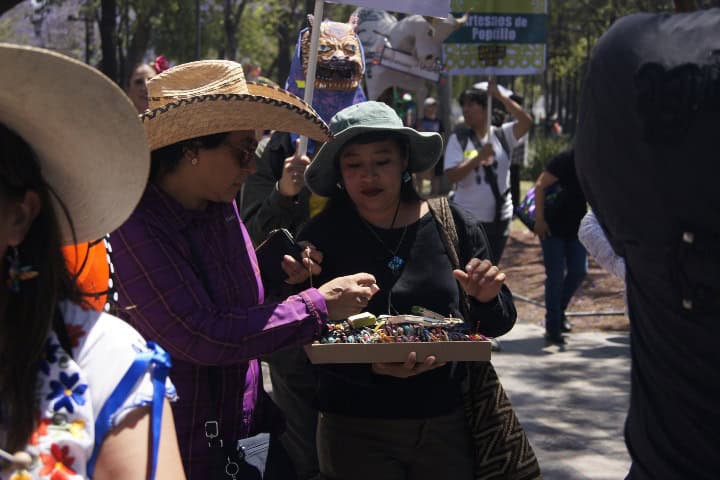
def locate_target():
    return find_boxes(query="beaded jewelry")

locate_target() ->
[315,315,488,345]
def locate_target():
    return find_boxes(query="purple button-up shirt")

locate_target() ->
[112,183,327,478]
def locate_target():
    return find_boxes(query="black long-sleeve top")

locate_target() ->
[297,198,516,418]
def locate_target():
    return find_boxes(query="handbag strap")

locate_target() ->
[87,341,171,479]
[181,229,231,456]
[426,197,472,323]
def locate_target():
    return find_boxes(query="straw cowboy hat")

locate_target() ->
[142,60,331,151]
[0,43,150,245]
[306,101,442,197]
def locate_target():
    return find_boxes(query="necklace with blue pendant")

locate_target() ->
[387,255,405,275]
[359,201,408,276]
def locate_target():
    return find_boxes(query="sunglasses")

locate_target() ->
[224,137,258,169]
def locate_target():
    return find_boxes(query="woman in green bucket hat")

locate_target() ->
[299,101,518,480]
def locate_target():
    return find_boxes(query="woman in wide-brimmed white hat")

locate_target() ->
[110,60,379,477]
[0,44,184,479]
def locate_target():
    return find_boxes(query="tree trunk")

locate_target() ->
[224,0,236,60]
[276,22,292,85]
[569,72,579,135]
[125,15,153,81]
[100,0,118,84]
[543,69,549,125]
[562,73,570,127]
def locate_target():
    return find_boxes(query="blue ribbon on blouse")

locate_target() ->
[87,341,172,479]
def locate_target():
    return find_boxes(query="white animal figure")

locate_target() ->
[356,8,467,113]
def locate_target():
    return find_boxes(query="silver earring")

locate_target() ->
[402,171,412,183]
[336,182,344,190]
[191,157,198,166]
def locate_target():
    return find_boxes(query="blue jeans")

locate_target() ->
[541,236,588,336]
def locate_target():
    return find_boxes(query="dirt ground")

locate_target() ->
[500,226,629,332]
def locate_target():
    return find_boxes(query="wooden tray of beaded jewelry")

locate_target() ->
[304,313,492,364]
[304,341,492,364]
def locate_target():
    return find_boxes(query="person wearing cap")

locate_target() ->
[416,96,447,194]
[418,96,441,131]
[444,80,532,264]
[298,101,517,480]
[110,60,379,478]
[0,44,184,479]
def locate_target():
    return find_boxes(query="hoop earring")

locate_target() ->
[402,171,412,183]
[6,247,38,293]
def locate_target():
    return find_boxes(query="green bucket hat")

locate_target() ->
[305,101,443,197]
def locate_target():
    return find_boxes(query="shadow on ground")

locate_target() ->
[493,324,631,479]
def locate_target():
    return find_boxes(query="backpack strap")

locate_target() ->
[87,341,171,479]
[461,127,512,223]
[486,127,512,223]
[493,126,511,159]
[454,126,472,151]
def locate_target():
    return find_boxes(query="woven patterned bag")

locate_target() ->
[427,197,542,480]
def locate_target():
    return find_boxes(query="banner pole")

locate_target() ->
[298,0,325,157]
[487,74,494,136]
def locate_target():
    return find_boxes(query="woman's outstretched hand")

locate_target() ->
[453,258,506,303]
[318,273,380,321]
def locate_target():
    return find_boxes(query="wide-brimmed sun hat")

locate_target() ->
[305,101,442,197]
[0,43,150,245]
[142,60,331,151]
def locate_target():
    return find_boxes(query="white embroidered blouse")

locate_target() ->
[0,302,177,480]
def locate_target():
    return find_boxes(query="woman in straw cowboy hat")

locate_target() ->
[110,60,379,478]
[298,101,517,480]
[0,44,184,479]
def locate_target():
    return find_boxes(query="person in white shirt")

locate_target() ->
[444,81,532,263]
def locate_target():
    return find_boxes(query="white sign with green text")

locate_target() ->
[443,0,547,75]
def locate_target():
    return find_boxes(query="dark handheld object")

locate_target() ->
[255,228,304,286]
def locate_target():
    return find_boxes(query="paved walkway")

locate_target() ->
[493,322,631,479]
[263,322,632,479]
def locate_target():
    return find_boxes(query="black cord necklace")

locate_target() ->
[359,200,408,276]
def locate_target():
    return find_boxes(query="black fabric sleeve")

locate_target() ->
[240,132,311,244]
[544,150,571,183]
[451,204,517,338]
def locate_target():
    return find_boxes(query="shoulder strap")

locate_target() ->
[454,127,472,151]
[87,341,171,479]
[426,198,472,321]
[493,126,511,159]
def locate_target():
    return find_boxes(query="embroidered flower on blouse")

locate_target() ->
[39,443,77,480]
[9,470,33,480]
[47,372,88,414]
[68,420,86,439]
[39,342,61,375]
[30,417,52,445]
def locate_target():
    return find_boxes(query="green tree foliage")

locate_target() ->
[4,0,717,87]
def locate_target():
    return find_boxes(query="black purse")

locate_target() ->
[206,368,271,480]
